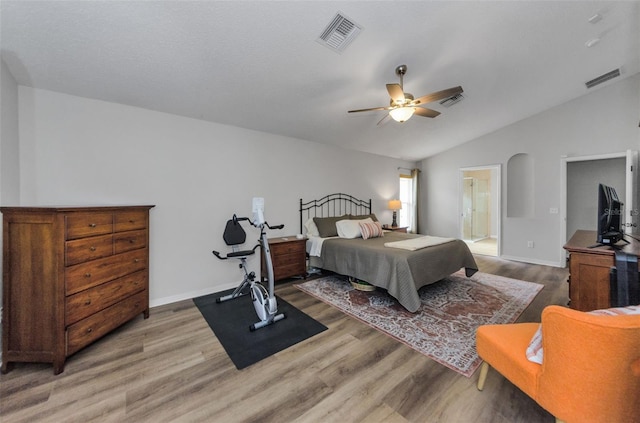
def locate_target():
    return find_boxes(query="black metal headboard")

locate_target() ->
[300,193,372,233]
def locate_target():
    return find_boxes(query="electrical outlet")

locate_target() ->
[527,241,534,248]
[549,208,558,214]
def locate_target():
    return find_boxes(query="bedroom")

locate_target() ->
[1,1,639,422]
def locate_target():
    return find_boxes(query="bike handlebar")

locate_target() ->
[231,215,284,231]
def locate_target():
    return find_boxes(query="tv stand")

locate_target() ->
[564,230,640,311]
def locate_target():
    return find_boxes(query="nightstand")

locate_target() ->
[386,226,408,233]
[261,236,306,282]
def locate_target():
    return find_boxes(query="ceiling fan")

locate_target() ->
[348,64,463,125]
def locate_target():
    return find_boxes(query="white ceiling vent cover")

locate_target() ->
[585,68,621,89]
[317,12,362,53]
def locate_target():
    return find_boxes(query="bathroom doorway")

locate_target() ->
[460,165,501,256]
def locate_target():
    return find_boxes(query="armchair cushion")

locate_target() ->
[476,322,541,397]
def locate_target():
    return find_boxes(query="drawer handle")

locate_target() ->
[84,299,91,305]
[129,219,135,223]
[89,246,97,251]
[84,272,92,278]
[134,259,140,263]
[89,223,97,228]
[129,239,135,244]
[86,327,93,333]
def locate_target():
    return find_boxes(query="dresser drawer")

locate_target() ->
[65,249,148,295]
[274,264,305,281]
[114,210,147,232]
[66,290,147,355]
[66,213,113,240]
[66,271,147,325]
[114,229,147,254]
[272,242,305,255]
[65,234,113,266]
[274,252,304,267]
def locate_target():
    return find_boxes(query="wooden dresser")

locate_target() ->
[563,230,640,311]
[261,236,306,282]
[1,205,154,374]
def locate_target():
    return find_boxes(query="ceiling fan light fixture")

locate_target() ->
[389,107,415,123]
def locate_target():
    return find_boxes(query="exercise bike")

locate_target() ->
[212,198,286,331]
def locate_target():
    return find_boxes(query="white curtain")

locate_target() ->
[411,168,419,234]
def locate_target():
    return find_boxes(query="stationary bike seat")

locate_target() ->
[227,249,255,258]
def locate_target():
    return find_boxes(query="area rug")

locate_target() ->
[295,270,543,377]
[194,289,327,370]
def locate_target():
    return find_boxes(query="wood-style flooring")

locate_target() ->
[0,255,569,423]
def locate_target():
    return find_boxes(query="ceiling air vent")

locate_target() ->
[440,93,465,107]
[585,68,620,89]
[317,12,362,53]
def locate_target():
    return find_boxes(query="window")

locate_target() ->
[399,174,413,231]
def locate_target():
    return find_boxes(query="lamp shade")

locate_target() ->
[388,199,402,210]
[389,107,415,123]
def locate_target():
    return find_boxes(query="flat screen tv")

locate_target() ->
[596,183,624,245]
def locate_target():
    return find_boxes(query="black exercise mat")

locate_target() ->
[193,289,328,369]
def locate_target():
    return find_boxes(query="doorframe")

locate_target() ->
[459,164,502,257]
[560,150,635,266]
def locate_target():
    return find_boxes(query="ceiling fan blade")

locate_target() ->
[413,86,463,106]
[348,106,390,113]
[377,113,391,126]
[386,84,405,103]
[414,107,441,118]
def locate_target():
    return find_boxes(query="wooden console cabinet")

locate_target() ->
[261,236,306,282]
[563,230,640,311]
[1,205,154,374]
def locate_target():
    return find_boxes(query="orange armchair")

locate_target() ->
[476,305,640,423]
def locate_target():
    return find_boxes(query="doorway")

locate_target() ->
[459,165,501,256]
[560,150,638,265]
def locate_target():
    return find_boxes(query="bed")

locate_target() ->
[300,193,478,312]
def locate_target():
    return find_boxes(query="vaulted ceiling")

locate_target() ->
[2,1,638,161]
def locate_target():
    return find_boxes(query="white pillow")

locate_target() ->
[336,218,373,239]
[304,218,320,237]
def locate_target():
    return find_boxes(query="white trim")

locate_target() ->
[500,254,564,268]
[149,281,240,308]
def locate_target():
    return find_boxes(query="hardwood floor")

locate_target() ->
[0,255,569,423]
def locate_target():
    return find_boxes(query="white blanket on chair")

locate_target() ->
[384,235,455,251]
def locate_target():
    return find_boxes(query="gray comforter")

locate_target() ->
[309,232,478,312]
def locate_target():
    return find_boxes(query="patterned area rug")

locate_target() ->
[295,270,543,377]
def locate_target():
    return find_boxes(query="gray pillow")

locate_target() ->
[313,215,349,238]
[350,213,378,222]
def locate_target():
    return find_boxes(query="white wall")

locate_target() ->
[1,58,21,314]
[421,73,640,267]
[15,87,415,306]
[1,59,20,204]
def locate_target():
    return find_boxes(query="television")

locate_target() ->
[596,183,624,245]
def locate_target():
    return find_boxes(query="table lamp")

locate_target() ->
[388,199,402,227]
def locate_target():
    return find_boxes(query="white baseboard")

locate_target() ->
[150,281,240,308]
[499,254,564,268]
